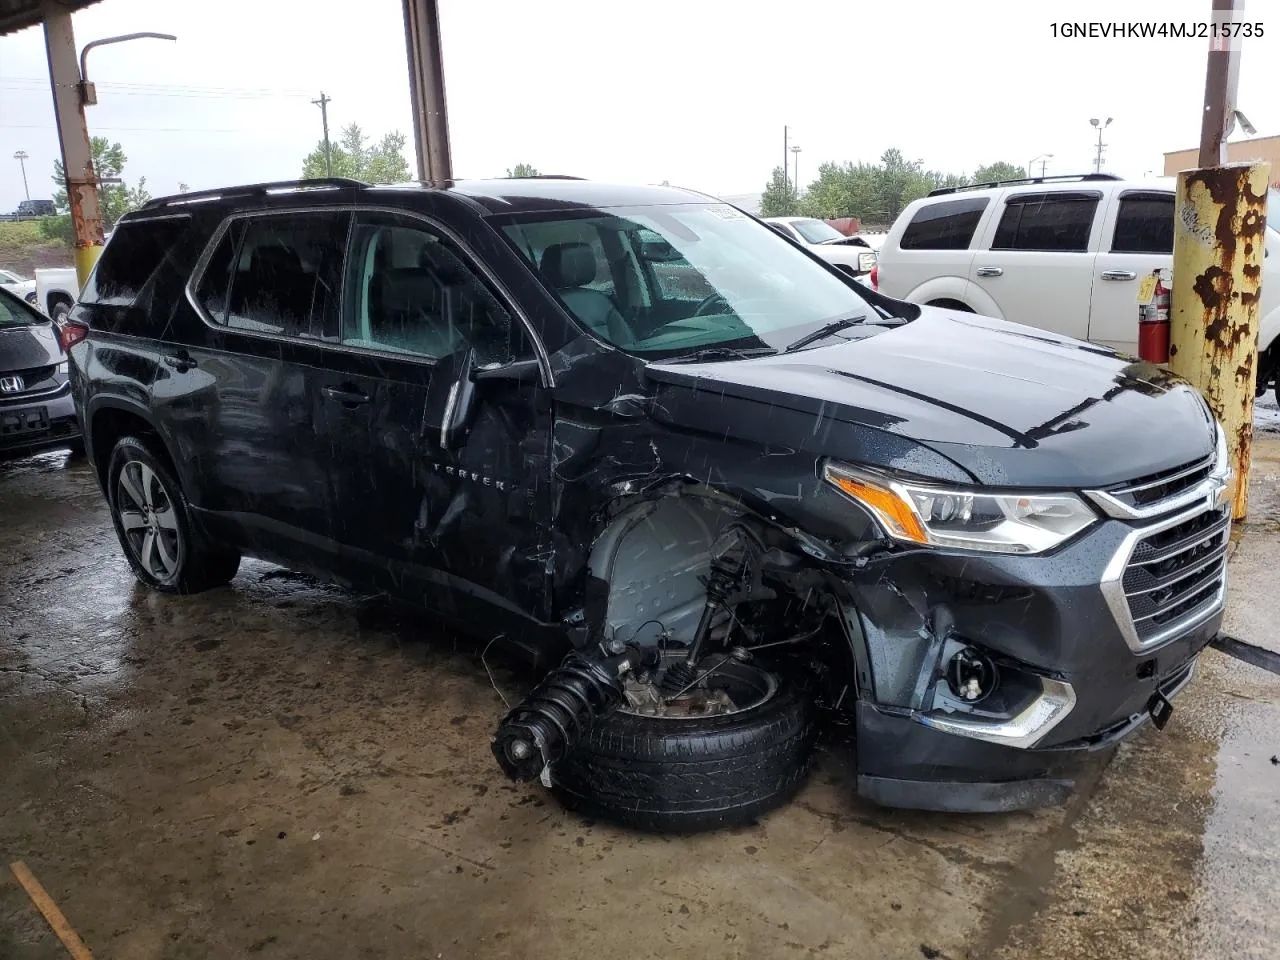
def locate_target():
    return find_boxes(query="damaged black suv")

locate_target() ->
[67,177,1231,830]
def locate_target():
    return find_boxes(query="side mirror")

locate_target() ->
[441,347,477,451]
[639,239,681,262]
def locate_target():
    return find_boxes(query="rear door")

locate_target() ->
[878,195,989,300]
[967,190,1103,341]
[1088,190,1175,354]
[177,209,351,567]
[316,210,555,624]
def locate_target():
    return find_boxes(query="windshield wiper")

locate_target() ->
[783,315,867,353]
[662,346,777,363]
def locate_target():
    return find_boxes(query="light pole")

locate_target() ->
[790,144,802,198]
[13,150,30,200]
[1090,117,1112,173]
[1027,153,1053,178]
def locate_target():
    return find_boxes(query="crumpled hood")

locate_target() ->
[645,309,1216,488]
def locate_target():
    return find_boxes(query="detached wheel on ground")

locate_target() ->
[551,659,816,833]
[106,435,241,593]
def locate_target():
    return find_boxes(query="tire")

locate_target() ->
[51,300,72,322]
[106,435,240,593]
[927,298,974,313]
[551,663,816,833]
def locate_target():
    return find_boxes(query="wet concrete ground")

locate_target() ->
[2,428,1278,959]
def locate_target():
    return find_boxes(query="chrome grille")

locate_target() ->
[1107,455,1214,510]
[1122,507,1229,644]
[0,363,57,401]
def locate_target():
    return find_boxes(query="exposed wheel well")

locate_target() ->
[89,407,173,489]
[927,298,974,313]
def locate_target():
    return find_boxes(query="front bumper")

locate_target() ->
[0,386,80,459]
[841,499,1227,812]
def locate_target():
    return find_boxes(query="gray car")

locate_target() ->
[0,285,81,459]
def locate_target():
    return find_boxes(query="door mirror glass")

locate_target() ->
[442,348,477,450]
[638,238,681,262]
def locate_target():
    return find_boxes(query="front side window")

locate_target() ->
[992,193,1099,252]
[340,213,516,364]
[201,212,349,337]
[899,197,988,250]
[1111,194,1175,254]
[501,202,873,357]
[80,216,190,306]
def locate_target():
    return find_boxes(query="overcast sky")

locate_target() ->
[1,0,1277,212]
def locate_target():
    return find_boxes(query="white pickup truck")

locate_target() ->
[33,266,79,321]
[764,217,878,278]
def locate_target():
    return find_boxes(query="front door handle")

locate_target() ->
[1101,269,1138,281]
[322,384,370,408]
[162,350,197,373]
[975,266,1003,278]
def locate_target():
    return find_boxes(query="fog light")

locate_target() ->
[946,647,997,702]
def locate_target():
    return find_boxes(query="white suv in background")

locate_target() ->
[874,174,1280,398]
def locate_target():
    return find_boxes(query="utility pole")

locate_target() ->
[1169,0,1267,520]
[312,92,333,178]
[402,0,453,182]
[783,125,790,192]
[13,151,29,200]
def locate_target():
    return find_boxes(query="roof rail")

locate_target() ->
[500,174,586,180]
[927,173,1122,197]
[143,177,367,209]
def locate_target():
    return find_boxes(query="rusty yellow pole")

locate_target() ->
[1169,162,1269,519]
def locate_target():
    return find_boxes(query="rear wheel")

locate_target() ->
[50,299,72,322]
[106,436,240,593]
[551,659,816,833]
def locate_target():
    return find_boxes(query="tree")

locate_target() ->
[301,124,411,182]
[759,166,798,217]
[505,163,541,178]
[50,137,151,231]
[971,162,1026,185]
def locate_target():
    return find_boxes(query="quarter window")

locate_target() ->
[340,213,516,364]
[992,193,1099,252]
[1111,194,1175,254]
[81,216,190,306]
[899,197,989,250]
[203,212,349,337]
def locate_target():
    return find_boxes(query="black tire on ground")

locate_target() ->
[106,435,241,593]
[50,300,71,322]
[551,665,816,833]
[66,438,86,458]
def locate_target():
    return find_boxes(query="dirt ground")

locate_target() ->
[2,421,1278,960]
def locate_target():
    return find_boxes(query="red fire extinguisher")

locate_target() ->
[1138,269,1171,363]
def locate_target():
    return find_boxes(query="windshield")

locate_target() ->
[0,287,42,327]
[500,203,873,357]
[791,218,846,244]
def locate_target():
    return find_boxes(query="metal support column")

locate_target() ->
[401,0,452,183]
[43,8,103,289]
[1168,0,1266,520]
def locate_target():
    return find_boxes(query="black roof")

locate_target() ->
[139,177,718,217]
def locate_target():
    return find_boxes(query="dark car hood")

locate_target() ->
[645,309,1216,488]
[0,321,61,373]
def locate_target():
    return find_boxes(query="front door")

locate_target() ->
[968,190,1103,342]
[318,211,555,626]
[1088,191,1175,354]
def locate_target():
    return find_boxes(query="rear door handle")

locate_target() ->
[975,266,1003,278]
[1101,269,1137,281]
[322,384,370,407]
[162,350,197,373]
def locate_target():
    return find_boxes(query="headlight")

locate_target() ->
[822,461,1098,554]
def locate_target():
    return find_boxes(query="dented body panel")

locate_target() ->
[70,178,1228,811]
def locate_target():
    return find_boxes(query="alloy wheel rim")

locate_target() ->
[117,460,182,581]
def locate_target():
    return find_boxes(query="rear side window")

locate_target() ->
[1111,194,1175,254]
[899,197,988,250]
[993,193,1099,252]
[198,212,349,338]
[80,216,190,305]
